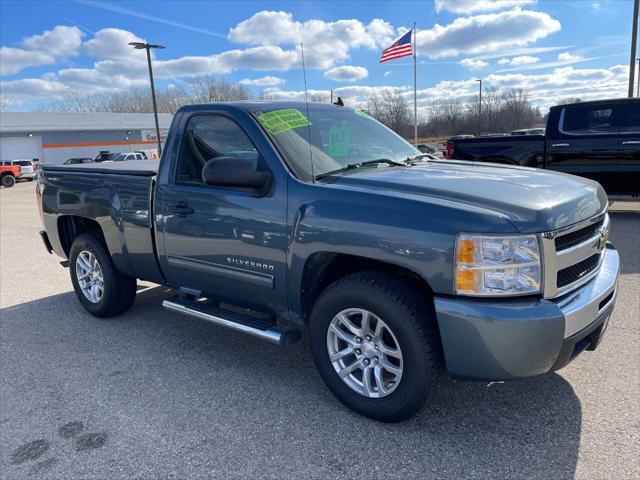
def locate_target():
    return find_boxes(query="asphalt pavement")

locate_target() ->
[1,182,638,480]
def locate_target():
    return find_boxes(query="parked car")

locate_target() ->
[38,102,619,422]
[447,98,639,195]
[113,152,146,161]
[417,144,436,154]
[94,151,118,162]
[0,163,21,187]
[1,159,36,180]
[64,158,94,165]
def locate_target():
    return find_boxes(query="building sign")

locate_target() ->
[142,130,169,143]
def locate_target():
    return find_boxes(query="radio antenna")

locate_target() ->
[300,42,315,183]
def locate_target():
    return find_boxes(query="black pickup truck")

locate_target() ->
[446,98,639,195]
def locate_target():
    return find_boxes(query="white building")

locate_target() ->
[0,112,173,164]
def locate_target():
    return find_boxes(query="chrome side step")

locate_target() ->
[162,297,301,347]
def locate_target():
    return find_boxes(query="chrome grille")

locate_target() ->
[557,253,601,288]
[555,219,605,252]
[541,212,608,299]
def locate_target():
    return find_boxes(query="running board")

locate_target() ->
[162,297,301,347]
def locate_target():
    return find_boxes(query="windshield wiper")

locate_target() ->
[404,153,436,164]
[315,158,405,180]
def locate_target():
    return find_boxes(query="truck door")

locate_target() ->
[547,104,620,192]
[157,113,288,315]
[616,102,640,195]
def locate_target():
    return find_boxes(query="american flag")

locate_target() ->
[379,30,413,63]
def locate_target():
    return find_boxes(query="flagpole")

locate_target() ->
[413,21,417,146]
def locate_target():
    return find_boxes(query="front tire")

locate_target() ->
[69,233,137,317]
[1,174,15,188]
[309,272,441,422]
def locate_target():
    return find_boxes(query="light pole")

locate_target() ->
[476,79,482,136]
[629,0,638,98]
[129,41,165,157]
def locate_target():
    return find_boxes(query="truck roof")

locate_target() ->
[549,97,639,110]
[176,101,342,115]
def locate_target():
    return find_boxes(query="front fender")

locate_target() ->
[285,178,516,319]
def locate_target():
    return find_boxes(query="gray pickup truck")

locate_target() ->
[37,102,619,422]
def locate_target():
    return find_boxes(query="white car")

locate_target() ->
[112,152,146,162]
[1,159,36,180]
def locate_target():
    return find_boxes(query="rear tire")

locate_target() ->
[309,272,441,422]
[69,232,137,317]
[1,174,15,188]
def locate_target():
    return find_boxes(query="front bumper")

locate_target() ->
[434,244,619,380]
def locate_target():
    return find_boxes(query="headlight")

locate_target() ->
[455,234,541,296]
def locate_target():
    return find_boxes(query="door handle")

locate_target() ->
[622,141,640,145]
[168,202,194,215]
[551,143,570,147]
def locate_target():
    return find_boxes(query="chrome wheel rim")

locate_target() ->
[326,308,403,398]
[75,250,104,304]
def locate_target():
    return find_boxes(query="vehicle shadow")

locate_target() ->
[1,286,581,480]
[609,212,639,274]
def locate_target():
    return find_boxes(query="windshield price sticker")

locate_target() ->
[354,110,374,120]
[258,109,311,136]
[328,122,350,157]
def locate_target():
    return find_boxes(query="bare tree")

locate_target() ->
[557,96,582,105]
[39,76,250,113]
[184,76,249,103]
[364,90,410,134]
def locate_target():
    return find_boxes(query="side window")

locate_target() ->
[619,103,640,133]
[562,105,619,134]
[176,115,258,185]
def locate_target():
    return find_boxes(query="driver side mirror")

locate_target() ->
[202,157,272,195]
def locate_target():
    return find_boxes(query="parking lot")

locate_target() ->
[1,181,638,480]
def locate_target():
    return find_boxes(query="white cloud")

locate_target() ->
[0,78,70,105]
[0,48,55,76]
[228,11,394,69]
[496,50,599,72]
[0,25,83,76]
[557,52,583,62]
[510,55,540,65]
[22,25,84,55]
[417,8,561,58]
[324,65,369,82]
[460,58,489,69]
[384,71,393,77]
[259,64,628,114]
[497,55,540,66]
[434,0,536,14]
[239,76,285,87]
[83,28,147,60]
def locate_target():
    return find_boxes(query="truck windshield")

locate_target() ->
[253,106,419,181]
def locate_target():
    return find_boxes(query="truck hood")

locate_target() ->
[330,160,607,233]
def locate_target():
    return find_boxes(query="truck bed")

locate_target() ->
[41,160,159,176]
[451,134,545,168]
[38,160,164,284]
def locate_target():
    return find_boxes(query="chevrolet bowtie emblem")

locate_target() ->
[598,228,609,250]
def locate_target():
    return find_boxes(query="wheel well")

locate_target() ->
[1,172,15,177]
[300,253,435,324]
[58,216,104,257]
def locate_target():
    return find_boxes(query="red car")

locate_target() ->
[0,164,21,188]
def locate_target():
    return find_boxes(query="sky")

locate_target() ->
[0,0,635,115]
